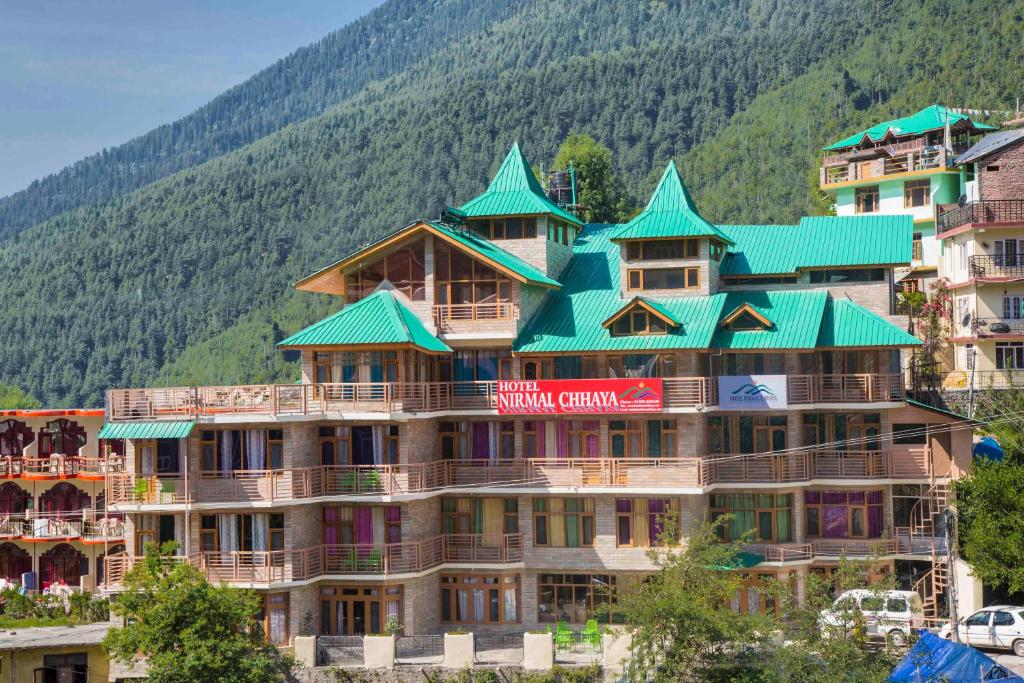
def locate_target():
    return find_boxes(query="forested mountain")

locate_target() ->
[2,0,1022,407]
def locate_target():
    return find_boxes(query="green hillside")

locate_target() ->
[1,0,1021,407]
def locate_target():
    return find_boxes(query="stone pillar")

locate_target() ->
[602,628,632,673]
[522,631,553,670]
[443,632,474,668]
[293,636,316,667]
[363,635,395,670]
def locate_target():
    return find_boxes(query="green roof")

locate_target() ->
[609,162,734,244]
[427,221,561,288]
[817,298,920,348]
[707,551,764,571]
[278,290,451,353]
[514,225,918,353]
[718,215,913,276]
[98,421,195,440]
[458,143,582,225]
[636,298,682,327]
[824,105,996,151]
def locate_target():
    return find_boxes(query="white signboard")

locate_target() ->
[717,375,788,410]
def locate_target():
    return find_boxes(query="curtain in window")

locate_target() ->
[647,421,662,458]
[477,352,498,382]
[174,515,185,555]
[372,426,383,466]
[218,514,238,562]
[823,506,848,539]
[556,422,569,460]
[372,507,385,545]
[269,607,286,644]
[219,432,235,474]
[867,490,883,537]
[549,499,566,546]
[504,588,517,621]
[534,422,546,458]
[457,589,468,621]
[483,499,504,545]
[354,508,373,545]
[324,508,339,544]
[253,514,268,552]
[583,422,599,459]
[472,423,489,461]
[246,430,266,471]
[648,499,666,543]
[386,599,399,623]
[473,588,485,622]
[488,423,499,464]
[472,499,484,535]
[776,509,791,543]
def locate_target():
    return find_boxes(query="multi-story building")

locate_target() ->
[0,409,125,591]
[98,144,976,644]
[820,105,994,296]
[938,126,1024,389]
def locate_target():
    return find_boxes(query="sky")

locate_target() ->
[0,0,386,198]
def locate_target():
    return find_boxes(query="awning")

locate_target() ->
[706,551,763,571]
[97,421,195,440]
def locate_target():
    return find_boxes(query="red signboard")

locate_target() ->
[497,379,663,415]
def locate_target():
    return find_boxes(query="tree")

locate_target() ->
[103,542,292,683]
[953,460,1024,593]
[0,383,41,409]
[553,133,633,224]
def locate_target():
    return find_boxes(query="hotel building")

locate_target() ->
[820,105,994,296]
[95,144,976,643]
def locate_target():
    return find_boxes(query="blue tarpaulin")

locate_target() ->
[974,436,1005,462]
[889,631,1024,682]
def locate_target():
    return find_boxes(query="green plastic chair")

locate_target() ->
[365,549,383,572]
[554,621,572,651]
[341,471,357,491]
[582,619,601,648]
[360,470,382,490]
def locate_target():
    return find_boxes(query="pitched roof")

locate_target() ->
[514,224,917,353]
[601,297,683,329]
[278,290,451,353]
[457,143,582,225]
[955,128,1024,164]
[98,421,195,440]
[824,104,996,151]
[295,220,560,294]
[717,215,913,276]
[609,162,734,243]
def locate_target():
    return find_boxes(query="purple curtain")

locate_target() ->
[648,499,667,541]
[583,422,599,459]
[535,422,546,458]
[324,508,339,544]
[472,423,489,461]
[354,508,373,545]
[385,506,401,543]
[867,504,883,537]
[823,507,848,538]
[556,423,569,460]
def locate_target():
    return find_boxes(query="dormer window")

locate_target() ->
[626,239,699,261]
[720,304,773,332]
[468,217,538,240]
[603,298,680,337]
[627,267,699,291]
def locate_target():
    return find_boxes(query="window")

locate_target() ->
[855,186,879,213]
[202,429,280,473]
[965,611,991,627]
[442,498,518,536]
[808,268,885,283]
[958,243,967,272]
[608,419,676,458]
[441,574,519,624]
[0,420,33,457]
[804,490,883,538]
[904,179,930,207]
[892,423,927,445]
[710,241,725,261]
[538,573,617,623]
[345,239,426,301]
[260,593,290,644]
[803,414,880,450]
[724,276,798,285]
[709,494,792,542]
[615,498,675,546]
[434,241,513,306]
[993,611,1016,627]
[532,498,595,547]
[997,343,1024,370]
[38,652,88,683]
[626,239,699,261]
[320,585,402,635]
[626,267,699,291]
[547,219,577,245]
[1003,296,1023,319]
[707,416,787,454]
[993,240,1024,266]
[985,165,1001,173]
[610,309,669,336]
[467,217,538,240]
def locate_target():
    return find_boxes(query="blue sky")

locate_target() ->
[0,0,385,197]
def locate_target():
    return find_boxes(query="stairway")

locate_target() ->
[906,483,951,620]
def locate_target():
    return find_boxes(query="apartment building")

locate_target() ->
[0,409,124,591]
[97,144,977,644]
[938,126,1024,388]
[820,105,994,296]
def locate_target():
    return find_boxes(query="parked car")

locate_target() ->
[938,606,1024,656]
[819,589,925,646]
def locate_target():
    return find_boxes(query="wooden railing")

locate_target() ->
[105,534,523,587]
[821,147,948,185]
[1,455,126,479]
[107,374,905,420]
[0,513,124,542]
[702,449,930,484]
[937,199,1024,234]
[433,303,519,334]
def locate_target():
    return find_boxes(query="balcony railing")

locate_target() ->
[968,255,1024,280]
[106,449,932,507]
[967,317,1024,337]
[943,369,1024,390]
[107,374,905,421]
[821,147,948,186]
[937,199,1024,234]
[0,513,124,543]
[104,533,523,587]
[1,456,126,480]
[433,303,519,334]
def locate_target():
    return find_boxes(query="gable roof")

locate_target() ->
[955,128,1024,164]
[602,297,682,329]
[457,143,582,225]
[816,297,920,348]
[609,162,734,243]
[711,290,828,350]
[720,302,773,329]
[824,104,996,151]
[717,215,913,277]
[278,290,451,354]
[295,220,560,294]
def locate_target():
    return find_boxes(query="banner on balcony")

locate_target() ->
[717,375,788,410]
[497,379,663,415]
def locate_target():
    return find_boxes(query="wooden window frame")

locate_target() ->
[319,585,403,636]
[345,239,426,302]
[434,241,514,306]
[260,593,290,645]
[854,186,880,214]
[615,498,675,547]
[709,493,793,542]
[625,239,700,261]
[707,415,788,455]
[440,573,520,625]
[609,309,669,336]
[803,490,883,539]
[904,179,930,208]
[625,267,699,292]
[467,217,538,240]
[537,573,617,624]
[531,498,595,548]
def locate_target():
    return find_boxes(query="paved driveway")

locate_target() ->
[992,651,1024,676]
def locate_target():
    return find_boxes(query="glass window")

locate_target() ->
[532,498,594,547]
[709,494,792,542]
[993,611,1015,626]
[904,180,930,208]
[855,186,879,213]
[440,574,519,624]
[893,424,927,445]
[625,267,699,291]
[808,268,885,283]
[537,573,617,623]
[965,611,991,627]
[615,498,675,547]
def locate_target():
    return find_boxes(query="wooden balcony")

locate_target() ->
[104,533,523,587]
[1,455,125,480]
[937,199,1024,235]
[0,514,124,544]
[747,536,904,563]
[821,146,949,187]
[433,303,519,335]
[703,449,932,484]
[107,374,905,421]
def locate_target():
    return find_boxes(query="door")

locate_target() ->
[962,610,994,646]
[991,610,1020,648]
[350,427,374,466]
[137,440,156,475]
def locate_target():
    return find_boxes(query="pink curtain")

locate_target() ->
[354,508,373,545]
[385,506,401,543]
[583,422,599,459]
[472,423,489,461]
[324,508,339,544]
[648,499,667,542]
[535,422,546,458]
[867,490,883,537]
[556,422,568,460]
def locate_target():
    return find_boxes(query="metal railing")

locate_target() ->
[0,512,124,543]
[107,374,905,420]
[938,199,1024,234]
[1,455,126,479]
[821,146,947,185]
[968,255,1024,279]
[968,317,1024,336]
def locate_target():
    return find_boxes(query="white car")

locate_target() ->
[939,606,1024,656]
[819,589,925,646]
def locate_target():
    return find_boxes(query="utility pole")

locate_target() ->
[966,346,976,418]
[944,508,960,643]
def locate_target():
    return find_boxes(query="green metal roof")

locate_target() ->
[707,551,764,571]
[609,162,734,244]
[823,105,996,151]
[278,290,452,353]
[636,298,682,327]
[816,298,920,348]
[458,143,582,225]
[98,421,195,440]
[515,224,919,353]
[718,215,913,276]
[904,398,980,423]
[426,222,560,288]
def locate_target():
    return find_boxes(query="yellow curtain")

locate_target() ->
[483,499,504,546]
[550,498,566,547]
[372,507,385,545]
[632,499,649,546]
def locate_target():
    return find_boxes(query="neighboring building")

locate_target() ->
[98,144,977,644]
[0,622,114,682]
[937,126,1024,389]
[820,105,995,296]
[0,409,125,592]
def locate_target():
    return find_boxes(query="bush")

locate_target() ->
[0,586,109,624]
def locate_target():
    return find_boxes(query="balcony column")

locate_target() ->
[792,490,806,544]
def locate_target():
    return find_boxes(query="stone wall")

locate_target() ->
[977,137,1024,200]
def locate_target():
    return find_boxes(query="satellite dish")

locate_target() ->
[957,194,967,207]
